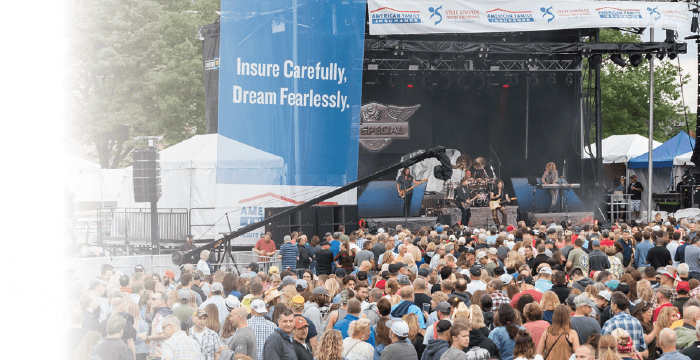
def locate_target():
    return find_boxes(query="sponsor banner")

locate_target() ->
[368,0,690,35]
[214,184,356,246]
[218,1,366,187]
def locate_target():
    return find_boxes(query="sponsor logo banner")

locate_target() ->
[368,0,689,35]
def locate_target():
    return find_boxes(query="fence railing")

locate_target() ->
[96,208,189,244]
[217,251,280,275]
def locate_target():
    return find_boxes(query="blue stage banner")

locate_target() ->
[217,1,366,187]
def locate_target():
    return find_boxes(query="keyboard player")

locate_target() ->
[541,162,559,211]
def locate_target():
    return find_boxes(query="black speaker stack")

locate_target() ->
[133,149,162,203]
[264,205,358,246]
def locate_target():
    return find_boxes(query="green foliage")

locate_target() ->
[585,29,690,143]
[66,0,220,168]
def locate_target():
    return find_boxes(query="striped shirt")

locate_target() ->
[279,242,299,271]
[248,315,276,360]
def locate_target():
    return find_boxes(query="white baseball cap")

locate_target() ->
[391,321,410,337]
[250,299,267,314]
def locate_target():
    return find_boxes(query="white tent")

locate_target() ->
[65,155,125,210]
[674,151,694,166]
[117,134,286,238]
[584,134,662,164]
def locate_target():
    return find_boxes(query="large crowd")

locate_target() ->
[66,215,700,360]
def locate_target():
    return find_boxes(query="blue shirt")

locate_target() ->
[279,243,299,271]
[488,325,525,360]
[535,279,552,293]
[330,240,341,257]
[635,240,654,268]
[686,245,700,273]
[333,314,375,346]
[390,300,426,329]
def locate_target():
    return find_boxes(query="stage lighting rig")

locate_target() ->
[565,73,573,87]
[547,74,557,86]
[629,54,643,67]
[669,52,678,60]
[588,54,602,68]
[657,51,666,61]
[528,76,539,86]
[429,53,442,69]
[645,53,653,61]
[610,54,626,67]
[453,54,466,70]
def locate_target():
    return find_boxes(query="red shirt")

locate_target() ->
[653,302,672,323]
[510,289,543,307]
[255,238,276,254]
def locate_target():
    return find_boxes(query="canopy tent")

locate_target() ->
[116,134,287,239]
[64,155,125,211]
[628,131,695,169]
[65,154,101,174]
[674,151,694,166]
[584,134,661,164]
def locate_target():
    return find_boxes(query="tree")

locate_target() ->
[66,0,219,168]
[587,29,690,143]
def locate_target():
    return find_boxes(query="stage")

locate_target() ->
[366,205,518,232]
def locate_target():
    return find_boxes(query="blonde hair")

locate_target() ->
[389,295,402,305]
[404,253,416,267]
[74,331,102,360]
[402,313,422,341]
[316,330,344,360]
[598,334,622,360]
[432,291,448,304]
[282,283,298,308]
[540,291,560,311]
[350,318,371,339]
[410,247,422,263]
[656,306,677,329]
[469,305,486,329]
[427,242,436,252]
[324,279,340,299]
[546,162,556,172]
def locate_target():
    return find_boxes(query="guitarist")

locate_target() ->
[455,176,473,226]
[490,180,510,228]
[397,167,422,217]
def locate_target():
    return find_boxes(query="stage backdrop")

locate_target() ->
[368,0,690,35]
[215,1,366,244]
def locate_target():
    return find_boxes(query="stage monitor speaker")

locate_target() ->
[438,214,452,226]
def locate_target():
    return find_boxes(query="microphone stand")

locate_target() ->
[490,145,502,179]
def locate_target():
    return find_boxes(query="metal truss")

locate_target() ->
[363,58,581,72]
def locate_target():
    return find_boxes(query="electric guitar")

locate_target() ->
[398,179,427,199]
[458,195,480,210]
[489,197,517,210]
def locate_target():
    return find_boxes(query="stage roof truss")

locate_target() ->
[363,58,581,72]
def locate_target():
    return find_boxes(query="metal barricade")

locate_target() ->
[218,251,281,275]
[96,208,189,244]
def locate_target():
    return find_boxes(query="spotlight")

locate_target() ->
[527,57,536,69]
[393,42,404,56]
[565,74,573,86]
[610,54,626,67]
[588,54,602,68]
[629,54,643,67]
[645,53,653,61]
[547,74,556,86]
[656,52,665,61]
[528,77,538,86]
[668,53,678,60]
[479,43,489,58]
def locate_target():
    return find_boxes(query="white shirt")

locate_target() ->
[667,241,680,267]
[197,259,211,276]
[466,280,487,295]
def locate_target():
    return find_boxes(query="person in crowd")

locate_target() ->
[144,291,173,360]
[316,330,344,360]
[263,308,297,360]
[303,286,330,333]
[656,328,691,360]
[254,232,276,258]
[379,321,417,360]
[522,302,548,349]
[200,283,227,326]
[421,319,451,360]
[602,292,648,359]
[536,304,579,359]
[90,315,134,360]
[513,329,543,360]
[570,294,602,346]
[160,315,204,360]
[292,317,314,360]
[488,304,525,360]
[390,286,426,329]
[679,323,700,358]
[342,318,374,360]
[334,298,376,345]
[198,250,212,276]
[248,299,276,360]
[75,331,102,360]
[674,305,699,350]
[228,307,256,359]
[403,313,425,359]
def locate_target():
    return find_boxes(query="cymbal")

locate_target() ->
[455,155,472,170]
[474,156,486,170]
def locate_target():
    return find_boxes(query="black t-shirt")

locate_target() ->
[315,249,334,275]
[628,181,644,200]
[91,338,134,360]
[647,245,672,269]
[397,175,415,193]
[413,292,432,313]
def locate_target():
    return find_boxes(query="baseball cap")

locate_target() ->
[436,301,452,314]
[659,270,680,281]
[449,235,456,241]
[388,263,401,273]
[391,321,410,337]
[282,276,296,287]
[436,319,452,333]
[268,266,279,275]
[547,228,556,234]
[294,316,308,328]
[488,248,497,255]
[296,279,308,289]
[340,234,349,242]
[134,264,145,272]
[194,309,208,317]
[458,237,466,245]
[605,280,620,290]
[539,267,552,275]
[291,295,305,307]
[520,276,535,286]
[251,299,268,314]
[397,274,411,285]
[178,289,191,302]
[574,226,581,232]
[500,274,513,285]
[476,251,487,260]
[211,282,224,293]
[470,266,482,277]
[248,262,259,272]
[597,290,612,302]
[466,248,476,255]
[507,225,515,232]
[677,281,690,293]
[592,240,600,247]
[312,287,328,296]
[460,269,470,277]
[574,294,596,308]
[617,282,630,295]
[325,232,333,238]
[375,279,386,289]
[418,268,431,277]
[225,295,241,311]
[164,270,176,279]
[320,241,330,247]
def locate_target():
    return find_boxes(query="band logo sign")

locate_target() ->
[596,7,642,19]
[445,9,480,23]
[370,7,422,24]
[359,102,420,152]
[486,8,534,23]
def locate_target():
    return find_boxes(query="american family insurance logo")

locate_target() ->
[486,8,534,23]
[444,8,480,23]
[370,7,422,24]
[596,7,642,19]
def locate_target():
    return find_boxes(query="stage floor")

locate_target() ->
[366,205,518,231]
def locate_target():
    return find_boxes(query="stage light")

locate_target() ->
[565,74,574,86]
[692,14,699,33]
[629,54,643,67]
[588,54,602,68]
[479,43,489,58]
[393,42,404,56]
[453,54,466,70]
[610,54,626,67]
[527,57,536,69]
[668,52,678,60]
[502,84,510,88]
[508,75,518,86]
[666,30,676,43]
[406,76,416,88]
[645,53,653,61]
[657,52,666,61]
[528,77,538,86]
[547,74,556,86]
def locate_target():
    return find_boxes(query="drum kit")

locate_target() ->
[444,155,498,207]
